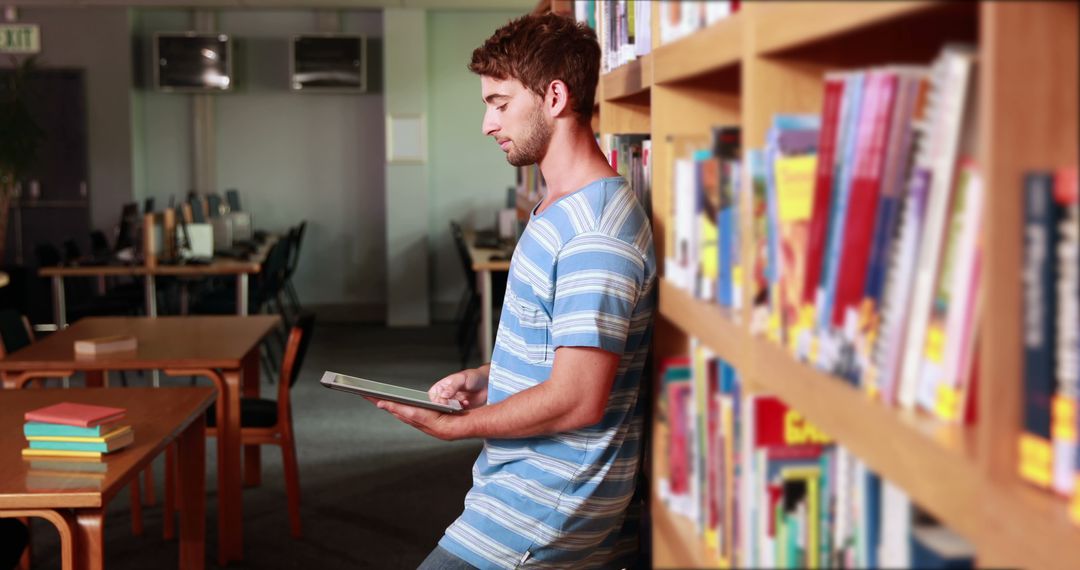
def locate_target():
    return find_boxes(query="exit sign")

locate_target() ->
[0,24,40,54]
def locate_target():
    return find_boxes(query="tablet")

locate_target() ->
[320,372,463,413]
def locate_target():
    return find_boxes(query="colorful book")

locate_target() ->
[24,402,126,428]
[898,44,977,409]
[1052,166,1079,496]
[28,428,134,453]
[21,448,106,459]
[1021,172,1059,488]
[24,420,125,438]
[803,74,847,306]
[831,70,898,328]
[26,425,133,445]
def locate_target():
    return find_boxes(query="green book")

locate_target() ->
[28,428,133,453]
[24,421,121,438]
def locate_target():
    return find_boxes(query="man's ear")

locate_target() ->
[545,79,571,119]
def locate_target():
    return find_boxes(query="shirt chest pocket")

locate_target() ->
[510,296,552,365]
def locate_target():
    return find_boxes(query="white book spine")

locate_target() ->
[898,47,975,409]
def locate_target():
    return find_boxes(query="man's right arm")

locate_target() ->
[429,363,490,409]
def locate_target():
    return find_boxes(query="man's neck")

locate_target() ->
[536,122,619,210]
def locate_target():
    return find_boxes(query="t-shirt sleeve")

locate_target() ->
[550,233,646,354]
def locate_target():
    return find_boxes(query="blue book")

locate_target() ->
[819,72,866,331]
[23,422,120,438]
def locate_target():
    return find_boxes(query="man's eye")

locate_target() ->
[497,104,507,112]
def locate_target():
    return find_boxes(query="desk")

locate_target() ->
[38,238,277,328]
[0,316,279,565]
[0,387,213,570]
[462,230,511,362]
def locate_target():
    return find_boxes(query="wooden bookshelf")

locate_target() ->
[601,54,652,102]
[652,13,742,86]
[590,1,1080,568]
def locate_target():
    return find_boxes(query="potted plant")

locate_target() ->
[0,55,44,263]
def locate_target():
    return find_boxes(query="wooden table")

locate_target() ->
[462,229,512,362]
[0,316,280,565]
[0,387,213,570]
[38,238,277,328]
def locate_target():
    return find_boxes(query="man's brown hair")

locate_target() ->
[468,12,600,125]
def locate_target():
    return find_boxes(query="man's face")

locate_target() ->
[480,76,553,167]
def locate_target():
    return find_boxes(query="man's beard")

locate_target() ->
[506,105,552,167]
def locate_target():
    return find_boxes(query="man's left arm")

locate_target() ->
[375,346,620,440]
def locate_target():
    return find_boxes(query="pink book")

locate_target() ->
[24,402,126,428]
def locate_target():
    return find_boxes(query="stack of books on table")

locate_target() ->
[21,402,134,460]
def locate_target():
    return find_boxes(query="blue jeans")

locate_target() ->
[417,546,477,570]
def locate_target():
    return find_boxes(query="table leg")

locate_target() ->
[242,351,261,488]
[177,414,206,570]
[237,274,249,316]
[479,269,493,362]
[220,368,244,563]
[75,509,105,570]
[129,478,143,536]
[0,510,76,570]
[51,276,67,329]
[145,275,160,388]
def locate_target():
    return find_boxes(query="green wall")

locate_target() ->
[426,10,520,318]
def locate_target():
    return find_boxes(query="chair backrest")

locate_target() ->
[62,239,82,264]
[90,231,110,258]
[276,313,316,411]
[450,221,478,292]
[0,309,34,357]
[207,194,224,218]
[285,221,307,278]
[34,243,62,267]
[225,189,242,212]
[252,238,290,309]
[188,196,207,223]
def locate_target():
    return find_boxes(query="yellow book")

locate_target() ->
[22,448,104,459]
[25,425,133,444]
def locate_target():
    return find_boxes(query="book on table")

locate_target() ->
[24,402,126,428]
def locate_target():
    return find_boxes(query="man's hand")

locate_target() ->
[428,367,489,409]
[363,396,461,441]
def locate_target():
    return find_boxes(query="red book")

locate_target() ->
[24,402,126,428]
[802,75,847,304]
[832,71,899,326]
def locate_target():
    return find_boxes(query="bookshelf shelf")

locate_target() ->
[658,280,749,375]
[577,0,1080,567]
[653,14,742,86]
[752,1,954,57]
[601,54,652,103]
[660,280,983,541]
[981,481,1080,570]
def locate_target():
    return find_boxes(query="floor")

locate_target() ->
[30,323,485,569]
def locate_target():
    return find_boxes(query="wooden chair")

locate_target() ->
[165,313,314,538]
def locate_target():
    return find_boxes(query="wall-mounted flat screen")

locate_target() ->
[290,35,366,92]
[154,33,233,92]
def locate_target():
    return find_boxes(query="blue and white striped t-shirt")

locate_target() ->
[440,177,657,569]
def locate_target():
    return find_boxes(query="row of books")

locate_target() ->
[602,133,652,217]
[574,0,652,73]
[666,126,742,310]
[751,45,983,428]
[657,350,975,568]
[577,1,742,73]
[1021,168,1080,511]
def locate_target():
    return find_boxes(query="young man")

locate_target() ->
[369,12,655,569]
